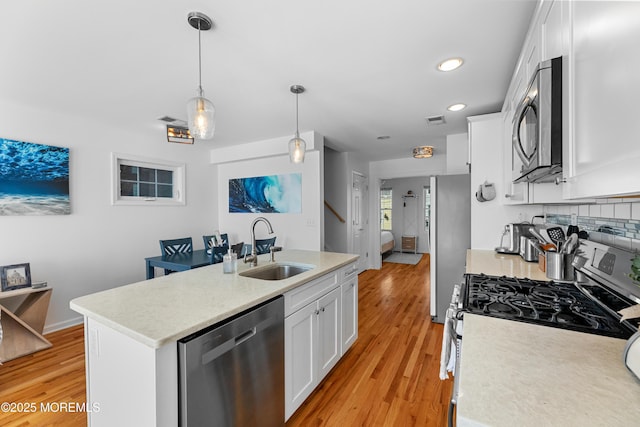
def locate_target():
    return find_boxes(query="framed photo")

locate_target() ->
[1,263,32,291]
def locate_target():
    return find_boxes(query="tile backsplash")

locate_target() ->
[544,199,640,252]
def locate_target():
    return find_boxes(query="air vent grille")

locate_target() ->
[425,115,446,126]
[158,116,187,126]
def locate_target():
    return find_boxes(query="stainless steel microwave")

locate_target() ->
[512,56,563,183]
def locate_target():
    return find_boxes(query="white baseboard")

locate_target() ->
[43,316,84,335]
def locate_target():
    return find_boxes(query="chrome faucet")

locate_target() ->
[244,217,275,267]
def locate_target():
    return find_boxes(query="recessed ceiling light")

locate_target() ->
[437,57,464,72]
[447,103,467,112]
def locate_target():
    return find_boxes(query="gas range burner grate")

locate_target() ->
[462,274,636,339]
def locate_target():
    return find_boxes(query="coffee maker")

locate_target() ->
[495,223,532,254]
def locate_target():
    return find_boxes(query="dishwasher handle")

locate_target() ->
[201,319,271,366]
[235,327,257,346]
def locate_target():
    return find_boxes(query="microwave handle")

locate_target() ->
[512,100,536,168]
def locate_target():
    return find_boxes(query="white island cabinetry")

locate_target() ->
[70,250,358,427]
[284,261,358,420]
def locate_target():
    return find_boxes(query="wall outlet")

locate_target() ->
[306,218,315,227]
[571,213,578,225]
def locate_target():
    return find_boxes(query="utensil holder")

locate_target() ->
[546,252,575,281]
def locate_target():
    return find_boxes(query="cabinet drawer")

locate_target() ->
[401,236,416,248]
[339,262,358,283]
[284,272,338,317]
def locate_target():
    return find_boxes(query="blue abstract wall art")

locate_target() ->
[229,173,301,213]
[0,138,70,215]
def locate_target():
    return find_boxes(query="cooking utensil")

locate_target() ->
[563,233,579,254]
[567,225,579,236]
[546,226,565,245]
[528,227,548,245]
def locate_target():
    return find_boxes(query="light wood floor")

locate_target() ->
[286,254,452,426]
[0,254,452,426]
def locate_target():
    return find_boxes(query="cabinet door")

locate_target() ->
[317,287,341,380]
[284,301,318,420]
[541,0,564,61]
[565,1,640,198]
[341,278,358,355]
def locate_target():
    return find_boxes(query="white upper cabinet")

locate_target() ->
[540,0,565,61]
[501,0,640,203]
[564,1,640,198]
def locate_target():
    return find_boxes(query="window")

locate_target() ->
[424,186,431,230]
[111,153,185,206]
[380,188,392,230]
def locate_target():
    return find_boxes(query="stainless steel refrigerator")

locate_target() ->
[429,174,471,323]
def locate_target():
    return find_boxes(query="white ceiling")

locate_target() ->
[1,0,537,161]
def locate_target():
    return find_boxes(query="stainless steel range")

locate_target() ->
[442,238,640,427]
[459,239,640,337]
[461,272,638,339]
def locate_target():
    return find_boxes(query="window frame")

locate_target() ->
[111,153,186,206]
[380,187,393,231]
[424,186,431,231]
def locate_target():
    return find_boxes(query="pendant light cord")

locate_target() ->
[295,93,300,137]
[197,21,203,96]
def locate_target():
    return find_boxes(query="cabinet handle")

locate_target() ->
[554,177,567,185]
[351,283,354,288]
[321,307,325,312]
[505,194,513,198]
[315,309,320,316]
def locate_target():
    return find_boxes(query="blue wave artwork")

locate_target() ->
[229,173,302,213]
[0,138,70,215]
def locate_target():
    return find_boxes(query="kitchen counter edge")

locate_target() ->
[70,250,358,349]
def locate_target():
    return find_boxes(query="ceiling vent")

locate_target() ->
[425,115,446,126]
[158,116,187,126]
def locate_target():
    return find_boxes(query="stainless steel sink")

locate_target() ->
[239,262,314,281]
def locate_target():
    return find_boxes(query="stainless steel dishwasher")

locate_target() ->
[178,296,284,426]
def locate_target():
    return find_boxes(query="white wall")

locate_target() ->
[469,113,541,250]
[446,133,469,174]
[0,101,216,332]
[214,134,323,252]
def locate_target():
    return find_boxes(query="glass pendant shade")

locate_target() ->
[289,133,306,163]
[187,95,215,139]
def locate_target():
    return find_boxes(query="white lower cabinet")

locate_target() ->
[341,273,358,353]
[284,262,358,420]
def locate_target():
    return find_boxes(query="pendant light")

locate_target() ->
[186,12,215,140]
[289,85,306,163]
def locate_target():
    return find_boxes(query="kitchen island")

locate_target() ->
[457,250,640,426]
[70,249,358,427]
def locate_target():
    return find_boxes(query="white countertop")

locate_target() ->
[459,249,640,426]
[457,314,640,427]
[466,249,548,281]
[70,250,358,348]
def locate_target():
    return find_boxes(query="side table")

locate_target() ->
[0,286,53,363]
[401,235,417,254]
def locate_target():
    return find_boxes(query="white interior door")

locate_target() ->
[351,172,368,272]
